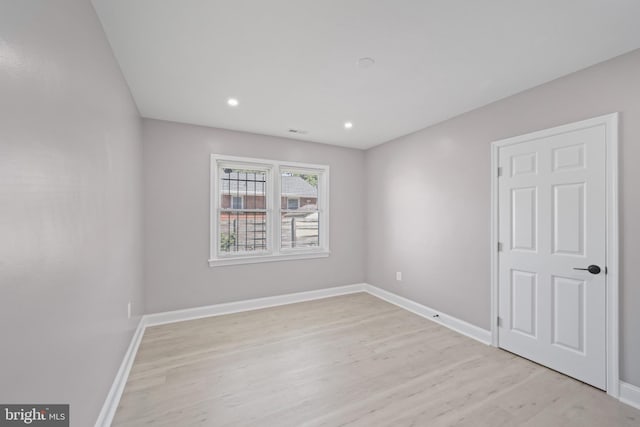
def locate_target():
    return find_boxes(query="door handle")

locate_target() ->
[573,265,601,275]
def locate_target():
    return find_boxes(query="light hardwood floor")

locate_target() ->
[112,293,639,426]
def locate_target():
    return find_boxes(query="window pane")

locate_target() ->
[232,196,243,210]
[218,167,268,254]
[219,211,267,253]
[281,211,319,249]
[281,171,318,211]
[287,198,299,210]
[220,168,267,209]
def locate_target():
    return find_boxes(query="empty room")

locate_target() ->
[2,0,640,426]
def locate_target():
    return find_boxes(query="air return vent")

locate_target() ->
[288,129,308,135]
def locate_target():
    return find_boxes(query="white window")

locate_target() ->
[210,154,329,266]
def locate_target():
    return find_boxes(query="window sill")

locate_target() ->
[209,250,330,267]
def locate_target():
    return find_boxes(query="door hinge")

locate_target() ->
[497,167,503,177]
[497,242,503,252]
[497,316,502,327]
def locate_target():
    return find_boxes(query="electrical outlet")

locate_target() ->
[396,272,402,281]
[127,301,132,319]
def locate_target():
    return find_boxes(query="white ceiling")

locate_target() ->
[92,0,640,150]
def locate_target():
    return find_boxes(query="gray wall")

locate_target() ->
[3,0,637,418]
[365,49,640,387]
[0,1,144,425]
[143,119,365,313]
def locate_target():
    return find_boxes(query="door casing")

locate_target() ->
[490,113,619,397]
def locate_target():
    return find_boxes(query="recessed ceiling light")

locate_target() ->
[227,98,239,107]
[344,122,353,129]
[357,57,375,68]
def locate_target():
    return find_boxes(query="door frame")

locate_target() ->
[489,113,619,397]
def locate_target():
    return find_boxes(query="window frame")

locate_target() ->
[210,154,330,267]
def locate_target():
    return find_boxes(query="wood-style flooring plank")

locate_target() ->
[112,293,640,427]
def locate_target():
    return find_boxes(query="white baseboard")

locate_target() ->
[96,282,636,425]
[620,381,640,410]
[364,284,492,345]
[95,316,146,427]
[94,283,365,426]
[144,283,366,326]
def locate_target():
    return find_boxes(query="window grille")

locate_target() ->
[218,168,268,254]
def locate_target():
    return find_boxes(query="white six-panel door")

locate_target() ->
[497,122,607,389]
